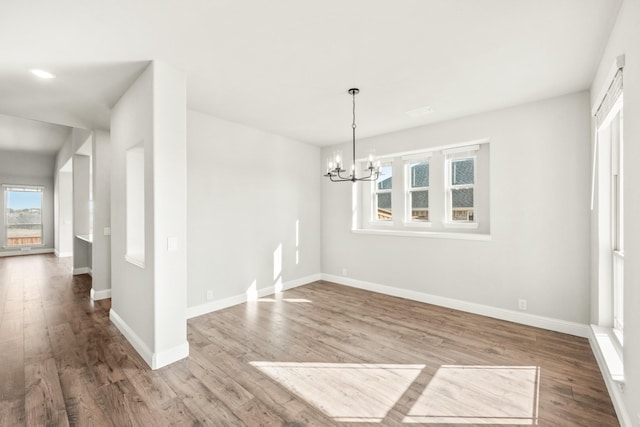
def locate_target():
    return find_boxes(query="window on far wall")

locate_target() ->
[447,156,476,222]
[358,141,488,235]
[3,185,44,247]
[405,157,430,222]
[374,163,393,221]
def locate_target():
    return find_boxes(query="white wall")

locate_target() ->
[73,154,91,272]
[91,130,111,297]
[57,171,73,257]
[0,150,55,255]
[186,110,321,315]
[111,61,188,369]
[322,91,591,324]
[591,0,640,424]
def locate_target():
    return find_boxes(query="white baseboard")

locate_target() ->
[55,250,73,258]
[588,326,631,427]
[153,341,189,370]
[109,308,189,370]
[110,308,154,368]
[321,274,590,338]
[90,288,112,301]
[73,267,91,275]
[0,248,55,257]
[186,273,322,319]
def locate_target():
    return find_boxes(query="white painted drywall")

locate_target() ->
[322,91,590,323]
[151,62,188,359]
[111,61,188,369]
[57,171,73,257]
[111,62,156,358]
[73,154,91,271]
[0,150,55,253]
[186,110,321,310]
[591,0,640,423]
[91,130,111,294]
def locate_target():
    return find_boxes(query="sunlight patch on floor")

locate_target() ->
[250,362,425,422]
[403,365,540,424]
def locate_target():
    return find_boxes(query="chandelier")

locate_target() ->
[325,88,381,182]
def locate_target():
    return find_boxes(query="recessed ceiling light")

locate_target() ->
[405,105,434,118]
[30,69,56,79]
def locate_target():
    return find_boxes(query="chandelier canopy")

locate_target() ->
[325,88,380,182]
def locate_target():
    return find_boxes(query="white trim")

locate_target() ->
[125,254,145,269]
[592,54,625,116]
[153,341,189,370]
[321,274,589,338]
[364,138,489,162]
[109,308,154,368]
[109,308,189,370]
[186,273,321,319]
[1,183,44,190]
[0,248,54,257]
[443,221,479,229]
[402,221,432,229]
[352,228,490,241]
[73,267,91,275]
[442,144,480,156]
[401,152,432,161]
[588,325,631,427]
[56,250,73,258]
[90,288,112,301]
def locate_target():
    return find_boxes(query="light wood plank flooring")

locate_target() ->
[0,254,618,426]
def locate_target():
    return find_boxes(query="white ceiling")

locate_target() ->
[0,0,621,148]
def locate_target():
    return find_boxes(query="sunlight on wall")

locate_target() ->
[295,219,300,265]
[250,361,425,422]
[246,280,258,301]
[403,365,540,424]
[273,244,283,293]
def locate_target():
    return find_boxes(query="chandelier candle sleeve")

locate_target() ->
[324,88,381,183]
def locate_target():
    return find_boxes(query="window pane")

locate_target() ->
[377,193,392,220]
[411,190,428,221]
[452,188,474,221]
[410,162,429,188]
[452,158,474,185]
[377,165,392,190]
[6,189,43,246]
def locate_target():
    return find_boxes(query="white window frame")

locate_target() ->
[444,145,479,229]
[403,153,432,228]
[3,184,45,248]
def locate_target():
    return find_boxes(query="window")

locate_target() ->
[374,163,393,221]
[405,157,430,222]
[3,185,44,247]
[359,141,489,236]
[447,157,476,223]
[594,66,624,349]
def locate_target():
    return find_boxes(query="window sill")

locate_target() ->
[591,325,624,383]
[3,244,45,249]
[125,253,146,269]
[402,221,432,228]
[352,228,491,241]
[443,222,478,229]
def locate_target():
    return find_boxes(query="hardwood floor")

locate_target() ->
[0,254,618,426]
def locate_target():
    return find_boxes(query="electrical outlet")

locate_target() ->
[342,268,347,276]
[206,290,214,301]
[518,299,527,310]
